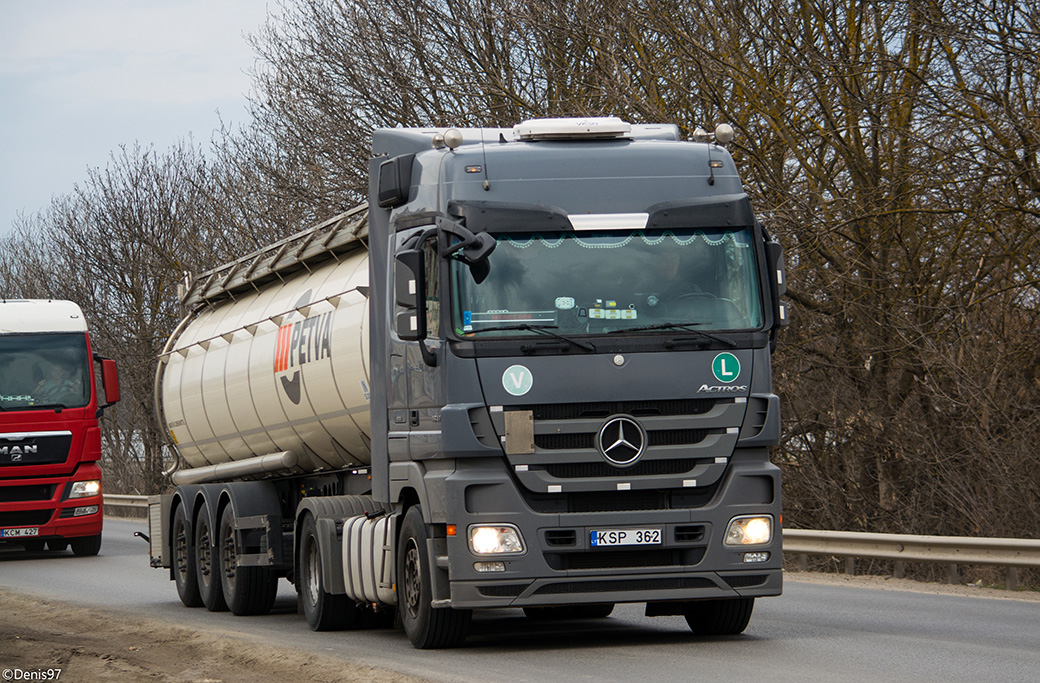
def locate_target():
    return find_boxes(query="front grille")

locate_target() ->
[648,429,708,446]
[536,433,594,450]
[545,529,577,546]
[524,483,720,513]
[543,459,698,479]
[0,509,53,527]
[724,574,770,588]
[0,484,56,503]
[535,430,707,451]
[534,577,716,595]
[478,584,527,597]
[545,548,706,570]
[526,399,714,421]
[500,396,739,496]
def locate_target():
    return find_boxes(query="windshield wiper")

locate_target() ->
[20,403,66,412]
[467,324,596,352]
[607,322,737,347]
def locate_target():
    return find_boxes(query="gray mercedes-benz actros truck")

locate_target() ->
[147,117,788,648]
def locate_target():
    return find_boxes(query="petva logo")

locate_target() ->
[274,290,334,405]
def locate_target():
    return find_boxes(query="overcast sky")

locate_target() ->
[0,0,273,237]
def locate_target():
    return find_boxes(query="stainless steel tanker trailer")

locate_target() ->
[146,117,789,648]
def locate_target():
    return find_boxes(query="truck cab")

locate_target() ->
[369,118,788,644]
[0,299,119,555]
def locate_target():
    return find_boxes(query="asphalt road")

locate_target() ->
[2,518,1038,682]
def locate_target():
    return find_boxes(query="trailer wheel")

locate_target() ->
[71,533,102,556]
[194,500,227,611]
[219,505,277,616]
[683,597,754,635]
[172,503,202,607]
[299,513,357,630]
[398,506,471,649]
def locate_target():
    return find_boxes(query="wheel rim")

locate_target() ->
[198,519,212,585]
[221,520,237,592]
[306,537,321,606]
[174,519,189,579]
[403,539,422,619]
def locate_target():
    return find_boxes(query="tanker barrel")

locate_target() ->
[159,210,372,478]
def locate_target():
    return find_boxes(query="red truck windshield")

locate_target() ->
[0,333,91,411]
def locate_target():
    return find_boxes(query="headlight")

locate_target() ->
[724,515,773,547]
[468,525,525,555]
[70,480,101,498]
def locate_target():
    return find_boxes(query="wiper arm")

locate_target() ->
[607,322,737,347]
[467,324,596,352]
[23,403,66,412]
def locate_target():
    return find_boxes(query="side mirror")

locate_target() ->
[377,154,415,208]
[102,358,120,404]
[395,249,427,341]
[764,238,788,328]
[92,355,120,413]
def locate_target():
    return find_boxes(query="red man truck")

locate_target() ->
[0,299,119,555]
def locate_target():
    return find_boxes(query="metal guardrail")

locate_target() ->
[103,494,149,510]
[102,494,1036,589]
[783,529,1040,591]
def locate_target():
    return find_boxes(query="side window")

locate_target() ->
[422,237,441,337]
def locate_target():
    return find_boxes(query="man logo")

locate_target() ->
[597,416,646,467]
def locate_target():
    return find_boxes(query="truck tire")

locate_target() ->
[219,505,277,616]
[397,506,471,649]
[299,513,358,630]
[194,500,227,611]
[70,533,102,556]
[523,604,615,620]
[683,597,754,635]
[172,503,202,607]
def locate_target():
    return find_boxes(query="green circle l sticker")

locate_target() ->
[502,364,533,396]
[712,352,740,383]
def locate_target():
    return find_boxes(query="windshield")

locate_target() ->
[0,333,91,410]
[451,228,763,337]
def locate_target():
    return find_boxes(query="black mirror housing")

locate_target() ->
[377,154,415,208]
[395,249,427,341]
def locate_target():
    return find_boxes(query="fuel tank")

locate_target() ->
[159,247,372,473]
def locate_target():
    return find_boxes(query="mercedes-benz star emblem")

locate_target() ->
[597,416,646,467]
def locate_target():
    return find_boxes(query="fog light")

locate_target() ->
[73,505,99,517]
[468,525,525,555]
[474,561,506,573]
[70,480,101,498]
[743,552,770,563]
[724,515,773,547]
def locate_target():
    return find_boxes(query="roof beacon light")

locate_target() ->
[443,128,464,150]
[514,117,632,141]
[693,124,736,145]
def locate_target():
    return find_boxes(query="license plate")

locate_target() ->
[0,527,40,538]
[590,528,661,547]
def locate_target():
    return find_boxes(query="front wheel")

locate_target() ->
[70,533,102,556]
[397,506,471,649]
[219,505,277,616]
[683,597,754,635]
